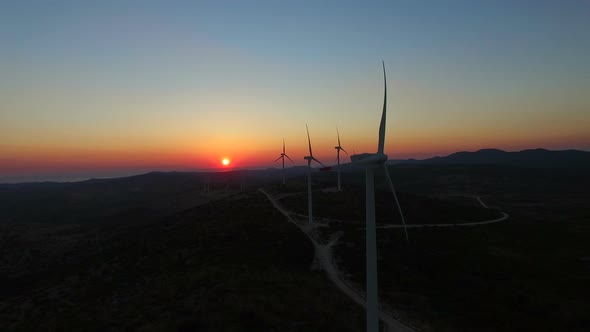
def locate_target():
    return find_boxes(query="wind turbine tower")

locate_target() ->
[334,128,348,191]
[303,125,325,224]
[274,139,295,185]
[203,176,210,194]
[350,62,409,332]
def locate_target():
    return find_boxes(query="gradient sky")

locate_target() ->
[1,1,589,181]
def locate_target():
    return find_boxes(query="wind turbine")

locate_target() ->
[350,61,409,332]
[334,128,348,191]
[274,138,295,185]
[303,125,325,224]
[203,175,210,194]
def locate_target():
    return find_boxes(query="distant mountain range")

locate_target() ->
[2,148,588,185]
[389,148,590,169]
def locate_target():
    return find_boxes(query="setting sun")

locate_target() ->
[222,158,230,166]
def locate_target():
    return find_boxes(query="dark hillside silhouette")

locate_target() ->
[390,148,590,169]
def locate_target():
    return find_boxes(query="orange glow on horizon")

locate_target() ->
[1,130,588,177]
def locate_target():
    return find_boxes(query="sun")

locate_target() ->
[221,158,230,166]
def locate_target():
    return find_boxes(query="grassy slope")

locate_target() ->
[330,165,590,332]
[2,165,588,331]
[0,192,364,331]
[278,190,500,225]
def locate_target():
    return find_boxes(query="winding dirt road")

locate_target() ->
[259,189,416,332]
[377,195,509,229]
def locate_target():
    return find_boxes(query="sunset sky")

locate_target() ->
[2,1,589,181]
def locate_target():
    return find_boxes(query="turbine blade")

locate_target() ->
[285,154,295,164]
[312,157,326,168]
[306,124,313,156]
[378,61,387,154]
[341,147,349,156]
[383,163,409,243]
[283,138,285,154]
[274,155,283,162]
[337,127,341,146]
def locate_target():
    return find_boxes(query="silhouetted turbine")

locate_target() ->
[304,125,325,224]
[274,138,295,185]
[350,61,409,332]
[334,127,348,191]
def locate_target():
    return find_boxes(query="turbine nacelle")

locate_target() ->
[304,155,323,166]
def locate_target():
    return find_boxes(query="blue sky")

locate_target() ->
[1,0,589,181]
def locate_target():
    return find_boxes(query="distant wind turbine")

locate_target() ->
[304,125,325,224]
[334,127,348,191]
[350,61,409,332]
[203,176,210,194]
[274,138,295,185]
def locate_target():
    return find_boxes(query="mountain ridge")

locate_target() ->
[389,148,590,168]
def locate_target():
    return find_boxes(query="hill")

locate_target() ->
[391,148,590,169]
[1,162,589,331]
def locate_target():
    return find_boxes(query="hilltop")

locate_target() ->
[390,148,590,169]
